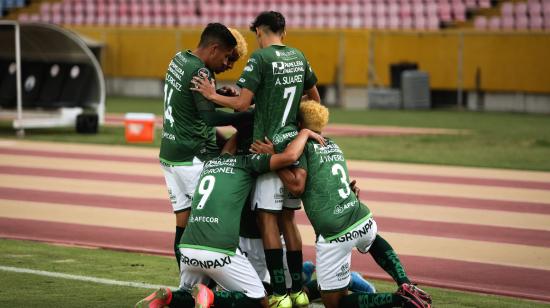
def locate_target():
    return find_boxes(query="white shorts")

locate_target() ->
[179,247,266,299]
[161,157,204,213]
[252,172,301,212]
[315,217,377,292]
[239,236,292,289]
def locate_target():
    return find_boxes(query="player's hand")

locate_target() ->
[306,129,326,146]
[190,76,216,100]
[250,137,275,154]
[350,180,360,197]
[216,86,239,97]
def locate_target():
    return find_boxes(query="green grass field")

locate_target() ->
[0,239,545,308]
[1,96,549,171]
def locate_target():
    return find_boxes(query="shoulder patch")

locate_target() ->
[197,67,210,79]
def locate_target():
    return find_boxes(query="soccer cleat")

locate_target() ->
[349,271,376,294]
[289,290,310,308]
[397,283,432,308]
[135,287,172,308]
[191,283,214,308]
[302,260,316,284]
[268,293,292,308]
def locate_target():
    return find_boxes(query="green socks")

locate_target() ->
[264,249,287,295]
[174,226,185,269]
[339,292,404,308]
[304,279,321,301]
[213,290,263,308]
[286,250,303,292]
[168,289,194,308]
[369,235,411,286]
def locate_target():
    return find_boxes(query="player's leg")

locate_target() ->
[161,158,204,268]
[205,248,268,308]
[356,219,432,307]
[253,172,289,303]
[279,208,309,307]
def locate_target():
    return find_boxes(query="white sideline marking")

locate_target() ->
[0,265,177,289]
[0,265,325,307]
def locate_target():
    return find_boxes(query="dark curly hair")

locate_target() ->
[249,11,285,34]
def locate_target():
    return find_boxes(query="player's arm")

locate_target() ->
[278,168,307,197]
[251,129,324,171]
[249,137,307,196]
[220,132,238,155]
[302,85,321,103]
[199,109,253,126]
[191,77,254,112]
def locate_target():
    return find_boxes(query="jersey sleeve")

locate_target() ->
[192,67,216,112]
[236,53,262,94]
[243,153,272,175]
[303,58,318,90]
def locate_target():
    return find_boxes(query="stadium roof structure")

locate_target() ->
[0,21,105,136]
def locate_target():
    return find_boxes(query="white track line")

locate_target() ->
[0,265,177,289]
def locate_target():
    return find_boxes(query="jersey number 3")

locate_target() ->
[196,175,215,209]
[331,163,351,199]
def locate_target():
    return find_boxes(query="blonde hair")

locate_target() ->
[299,100,329,133]
[229,28,248,59]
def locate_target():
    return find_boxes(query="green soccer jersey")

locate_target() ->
[159,50,219,165]
[300,138,371,241]
[180,153,272,255]
[236,45,318,142]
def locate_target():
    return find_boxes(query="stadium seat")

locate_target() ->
[488,16,501,30]
[516,15,529,29]
[501,2,514,17]
[530,15,544,29]
[501,16,515,30]
[474,15,487,29]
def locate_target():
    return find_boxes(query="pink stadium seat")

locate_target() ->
[501,16,514,29]
[479,0,491,9]
[375,15,388,29]
[516,16,529,29]
[375,3,387,17]
[501,2,514,17]
[515,2,528,18]
[452,2,466,21]
[464,0,477,9]
[530,16,544,29]
[364,16,375,28]
[438,2,452,22]
[427,16,440,29]
[474,15,487,29]
[414,16,427,29]
[363,3,374,17]
[389,16,400,29]
[400,2,412,18]
[488,16,501,30]
[401,16,413,29]
[426,2,438,17]
[544,1,550,16]
[388,3,399,17]
[528,1,542,17]
[413,3,424,18]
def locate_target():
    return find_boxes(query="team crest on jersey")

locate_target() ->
[197,68,210,79]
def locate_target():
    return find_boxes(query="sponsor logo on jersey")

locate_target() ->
[181,255,231,269]
[329,219,373,244]
[197,67,211,79]
[275,49,297,57]
[272,61,305,75]
[335,262,350,281]
[189,215,220,223]
[333,200,357,215]
[272,130,298,145]
[244,65,253,72]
